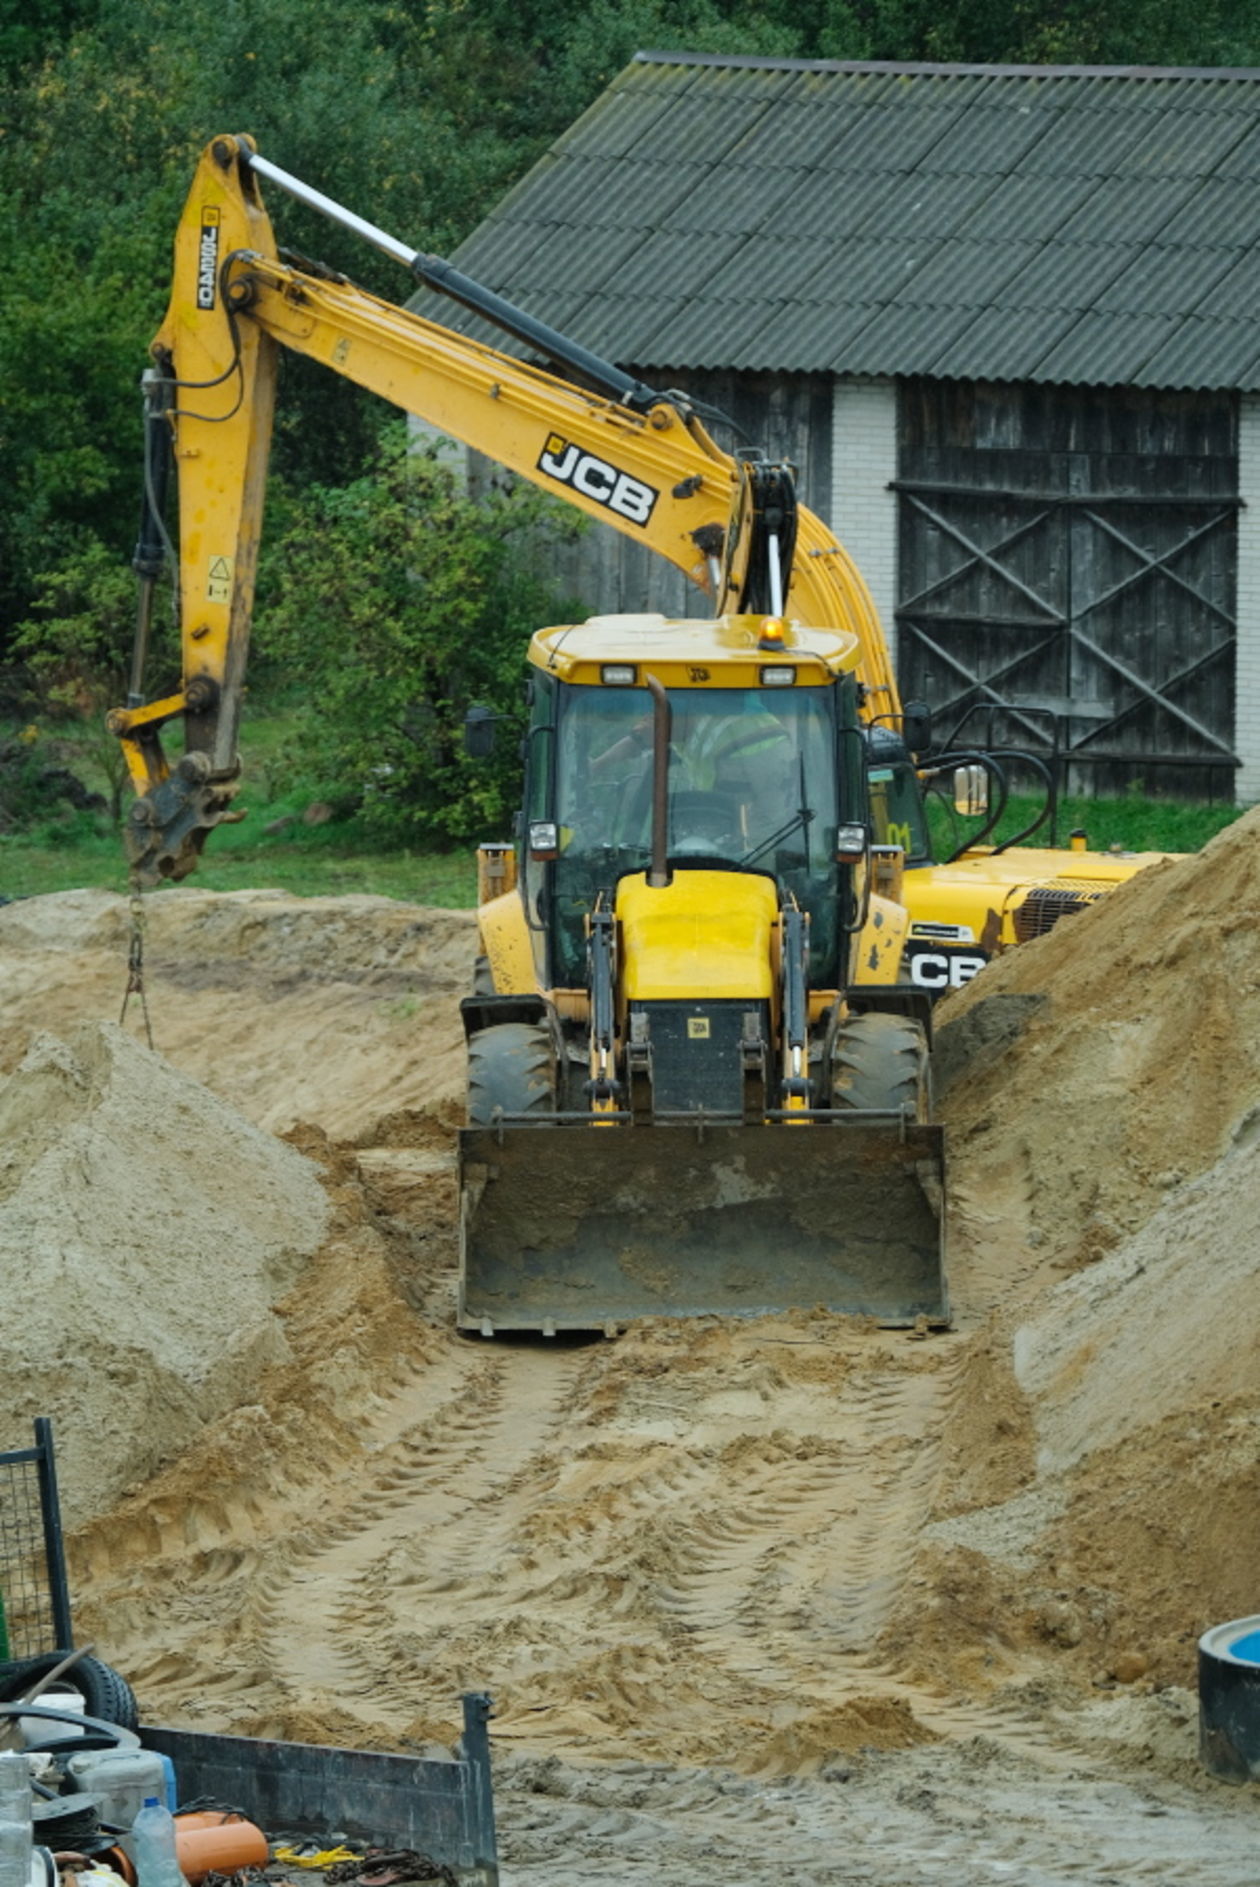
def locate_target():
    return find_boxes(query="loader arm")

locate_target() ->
[111,135,898,881]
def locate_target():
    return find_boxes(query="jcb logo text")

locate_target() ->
[538,436,657,526]
[906,948,988,992]
[197,208,221,310]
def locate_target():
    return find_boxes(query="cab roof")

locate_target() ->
[528,612,861,686]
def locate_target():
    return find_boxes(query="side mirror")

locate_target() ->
[902,700,932,755]
[464,703,498,759]
[953,763,989,817]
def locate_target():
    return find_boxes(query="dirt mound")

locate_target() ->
[0,888,475,1136]
[937,804,1260,1299]
[0,1020,328,1525]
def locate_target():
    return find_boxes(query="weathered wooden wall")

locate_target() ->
[895,380,1240,799]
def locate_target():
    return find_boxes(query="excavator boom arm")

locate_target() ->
[113,135,899,880]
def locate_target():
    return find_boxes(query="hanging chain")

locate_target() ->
[119,870,155,1051]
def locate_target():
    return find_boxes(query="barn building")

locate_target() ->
[413,54,1260,801]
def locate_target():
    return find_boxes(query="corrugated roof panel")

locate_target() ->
[1050,174,1199,244]
[630,294,796,364]
[1159,175,1260,247]
[811,104,973,172]
[1115,108,1259,176]
[701,234,847,302]
[518,155,699,231]
[922,105,1067,175]
[927,303,1080,379]
[995,242,1142,311]
[557,85,689,159]
[1132,314,1260,387]
[1097,243,1237,315]
[560,293,692,363]
[795,235,946,304]
[1030,308,1182,381]
[875,237,1042,305]
[829,301,984,374]
[1185,248,1260,317]
[1213,120,1260,178]
[1003,105,1153,175]
[750,168,902,237]
[659,162,800,234]
[849,168,997,237]
[635,90,786,166]
[728,297,887,369]
[950,171,1097,240]
[722,296,898,371]
[713,100,851,171]
[596,228,748,301]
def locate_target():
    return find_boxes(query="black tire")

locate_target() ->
[0,1654,139,1733]
[471,954,496,998]
[467,1022,555,1125]
[828,1013,931,1121]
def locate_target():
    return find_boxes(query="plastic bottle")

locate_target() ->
[130,1799,188,1887]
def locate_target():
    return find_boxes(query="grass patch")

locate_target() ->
[926,790,1242,861]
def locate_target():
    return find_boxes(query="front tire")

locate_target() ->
[467,1022,556,1125]
[827,1013,931,1120]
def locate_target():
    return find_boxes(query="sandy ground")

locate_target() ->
[2,835,1260,1885]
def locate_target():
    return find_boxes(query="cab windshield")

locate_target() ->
[550,683,842,982]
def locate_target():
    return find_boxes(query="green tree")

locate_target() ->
[257,428,584,844]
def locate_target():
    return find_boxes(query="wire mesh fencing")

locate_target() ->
[0,1419,73,1664]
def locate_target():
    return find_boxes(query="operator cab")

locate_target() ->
[516,614,871,993]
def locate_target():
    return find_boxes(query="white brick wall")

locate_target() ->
[1236,394,1260,803]
[829,376,899,671]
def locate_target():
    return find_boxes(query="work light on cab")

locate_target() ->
[835,822,867,864]
[528,820,559,860]
[761,665,796,686]
[601,664,637,685]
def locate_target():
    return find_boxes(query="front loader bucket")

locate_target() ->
[458,1119,947,1333]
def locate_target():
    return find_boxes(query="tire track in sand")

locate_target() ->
[251,1338,591,1723]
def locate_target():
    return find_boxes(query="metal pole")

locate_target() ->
[34,1419,73,1654]
[645,675,672,889]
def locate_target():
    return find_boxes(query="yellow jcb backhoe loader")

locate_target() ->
[109,135,949,1329]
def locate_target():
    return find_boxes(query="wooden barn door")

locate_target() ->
[895,382,1239,798]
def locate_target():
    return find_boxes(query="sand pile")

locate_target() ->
[0,1020,328,1525]
[937,803,1260,1289]
[0,888,475,1137]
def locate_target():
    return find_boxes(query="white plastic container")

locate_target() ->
[65,1750,168,1838]
[17,1686,85,1749]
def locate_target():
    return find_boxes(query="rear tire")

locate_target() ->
[828,1013,930,1121]
[467,1022,555,1125]
[0,1653,139,1733]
